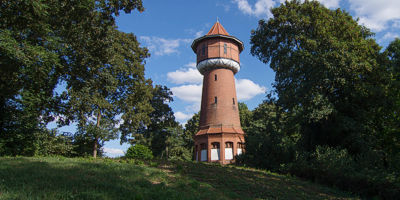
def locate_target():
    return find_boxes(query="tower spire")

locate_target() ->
[206,20,229,36]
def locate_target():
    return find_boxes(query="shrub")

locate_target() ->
[286,146,400,199]
[125,144,153,160]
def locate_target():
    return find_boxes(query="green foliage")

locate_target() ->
[247,1,400,198]
[33,129,75,157]
[130,85,192,161]
[238,102,252,131]
[287,146,400,199]
[243,100,298,170]
[125,144,153,160]
[184,112,199,139]
[165,126,192,161]
[250,0,385,153]
[183,112,199,159]
[0,0,153,157]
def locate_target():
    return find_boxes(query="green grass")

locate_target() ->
[0,157,358,200]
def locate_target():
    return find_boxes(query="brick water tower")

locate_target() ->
[192,21,245,164]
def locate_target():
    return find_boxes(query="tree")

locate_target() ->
[125,144,153,160]
[65,28,153,158]
[130,85,179,157]
[250,0,385,153]
[183,112,199,159]
[0,0,148,156]
[244,99,298,169]
[238,102,252,132]
[381,38,400,169]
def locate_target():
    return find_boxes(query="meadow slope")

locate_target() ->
[0,157,357,200]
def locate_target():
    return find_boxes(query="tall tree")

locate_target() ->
[66,28,153,158]
[0,0,150,156]
[238,102,252,132]
[183,112,199,159]
[129,85,179,157]
[250,0,385,153]
[381,38,400,168]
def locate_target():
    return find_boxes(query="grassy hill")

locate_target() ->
[0,157,357,200]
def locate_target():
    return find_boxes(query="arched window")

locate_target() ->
[200,143,207,161]
[202,44,206,55]
[225,142,233,160]
[211,142,220,161]
[237,142,244,155]
[224,43,227,54]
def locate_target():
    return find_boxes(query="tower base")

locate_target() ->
[194,126,245,164]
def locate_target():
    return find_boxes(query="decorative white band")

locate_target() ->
[197,58,240,75]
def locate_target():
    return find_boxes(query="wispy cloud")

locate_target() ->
[236,79,267,100]
[381,32,400,42]
[174,111,194,121]
[233,0,276,18]
[349,0,400,32]
[103,147,124,157]
[167,63,203,84]
[317,0,341,8]
[139,36,191,56]
[171,84,203,103]
[217,2,231,11]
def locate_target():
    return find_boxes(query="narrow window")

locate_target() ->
[214,96,217,104]
[224,43,227,54]
[202,44,206,55]
[232,98,235,105]
[214,74,217,81]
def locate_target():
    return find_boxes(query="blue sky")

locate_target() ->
[51,0,400,157]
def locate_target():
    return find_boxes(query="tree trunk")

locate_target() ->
[93,111,102,158]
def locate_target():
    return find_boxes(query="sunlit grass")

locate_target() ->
[0,157,358,200]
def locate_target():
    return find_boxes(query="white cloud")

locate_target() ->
[195,31,204,38]
[382,32,400,41]
[233,0,276,18]
[185,62,197,68]
[103,147,124,156]
[170,79,265,102]
[171,84,203,103]
[233,0,340,18]
[139,36,191,56]
[217,2,231,12]
[174,112,193,121]
[236,79,267,100]
[185,103,201,113]
[167,67,202,84]
[393,20,400,28]
[317,0,340,9]
[349,0,400,32]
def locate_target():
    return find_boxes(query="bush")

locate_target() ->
[286,146,400,199]
[125,144,153,160]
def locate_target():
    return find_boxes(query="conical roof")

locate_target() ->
[206,21,229,36]
[191,21,244,53]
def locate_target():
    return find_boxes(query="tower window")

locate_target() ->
[215,74,217,81]
[202,44,206,55]
[232,98,235,105]
[214,96,217,104]
[225,142,233,148]
[224,43,227,54]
